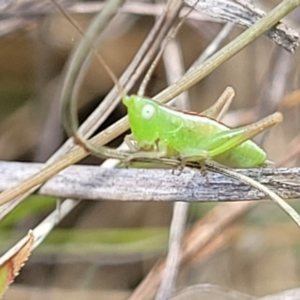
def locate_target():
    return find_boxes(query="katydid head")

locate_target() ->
[123,96,159,148]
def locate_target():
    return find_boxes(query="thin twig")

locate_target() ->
[156,33,189,300]
[163,37,190,109]
[190,22,235,68]
[155,202,188,300]
[1,161,300,202]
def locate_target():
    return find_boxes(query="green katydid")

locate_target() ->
[122,89,282,168]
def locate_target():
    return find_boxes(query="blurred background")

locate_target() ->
[1,0,300,299]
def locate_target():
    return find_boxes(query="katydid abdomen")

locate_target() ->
[123,95,282,168]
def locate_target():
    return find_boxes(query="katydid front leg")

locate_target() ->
[181,112,283,165]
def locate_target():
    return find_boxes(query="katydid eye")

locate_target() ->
[142,104,155,119]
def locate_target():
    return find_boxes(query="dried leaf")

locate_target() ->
[0,230,34,298]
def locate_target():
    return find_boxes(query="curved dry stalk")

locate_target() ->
[206,161,300,228]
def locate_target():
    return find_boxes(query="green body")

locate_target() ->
[123,95,267,168]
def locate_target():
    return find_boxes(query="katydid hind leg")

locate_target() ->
[201,86,235,121]
[182,112,283,161]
